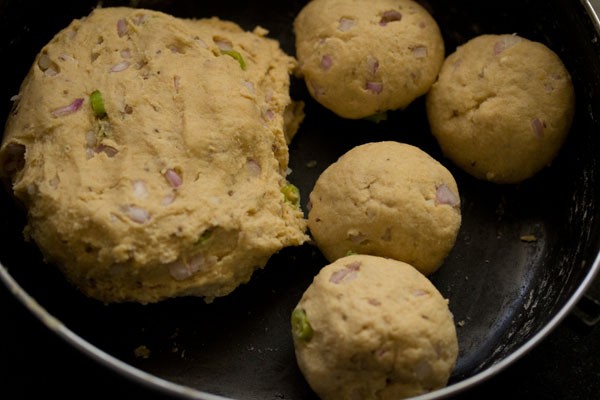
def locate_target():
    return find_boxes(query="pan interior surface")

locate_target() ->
[0,0,599,399]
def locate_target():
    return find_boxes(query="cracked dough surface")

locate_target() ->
[294,0,444,119]
[426,34,575,183]
[0,7,308,303]
[307,141,461,276]
[292,254,459,400]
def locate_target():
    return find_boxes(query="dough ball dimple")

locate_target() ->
[292,254,459,400]
[426,34,576,184]
[0,7,308,303]
[308,141,461,276]
[294,0,445,119]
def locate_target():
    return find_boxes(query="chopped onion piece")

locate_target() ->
[213,37,233,51]
[329,261,361,284]
[132,180,148,199]
[110,61,130,73]
[123,205,150,224]
[412,45,428,58]
[167,259,192,281]
[493,35,522,55]
[435,184,460,208]
[367,55,379,76]
[164,168,183,188]
[320,54,333,71]
[366,81,383,94]
[338,17,357,32]
[379,10,402,26]
[117,18,128,37]
[93,144,118,158]
[531,118,546,138]
[51,98,84,118]
[246,159,261,177]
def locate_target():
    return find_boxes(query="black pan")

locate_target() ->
[1,0,599,399]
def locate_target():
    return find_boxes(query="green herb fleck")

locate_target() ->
[291,308,313,341]
[221,49,247,70]
[364,111,388,123]
[346,250,357,256]
[90,90,107,119]
[195,229,213,246]
[281,183,300,207]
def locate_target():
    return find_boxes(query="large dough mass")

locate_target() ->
[0,7,308,303]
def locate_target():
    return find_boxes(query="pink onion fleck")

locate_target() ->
[367,55,379,76]
[132,14,147,26]
[348,231,368,244]
[531,118,546,138]
[379,10,402,26]
[366,81,383,94]
[94,144,118,158]
[367,298,381,306]
[162,192,176,206]
[309,80,326,97]
[330,261,361,284]
[110,61,130,73]
[493,35,522,55]
[262,109,275,121]
[246,159,262,177]
[117,18,128,37]
[213,37,233,51]
[412,45,428,58]
[242,80,255,94]
[435,184,460,208]
[51,98,84,118]
[121,48,131,59]
[321,54,333,71]
[167,259,192,281]
[164,168,183,188]
[132,180,148,199]
[338,17,357,32]
[123,205,151,224]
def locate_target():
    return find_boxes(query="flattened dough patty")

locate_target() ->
[308,141,461,276]
[294,0,444,119]
[0,7,308,303]
[292,254,459,400]
[426,34,575,183]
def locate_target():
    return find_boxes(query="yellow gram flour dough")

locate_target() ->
[0,7,308,303]
[426,34,575,183]
[292,254,459,400]
[294,0,445,119]
[308,141,461,276]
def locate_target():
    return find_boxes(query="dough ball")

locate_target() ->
[291,254,459,400]
[294,0,444,119]
[0,7,308,303]
[308,141,461,276]
[426,34,575,183]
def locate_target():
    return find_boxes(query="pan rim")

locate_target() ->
[1,249,599,400]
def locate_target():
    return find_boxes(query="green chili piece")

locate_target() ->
[291,308,313,341]
[221,49,247,70]
[281,183,300,207]
[90,90,107,119]
[195,229,213,246]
